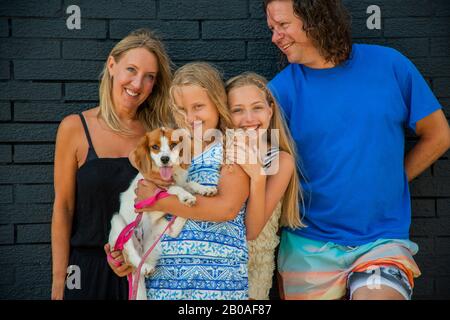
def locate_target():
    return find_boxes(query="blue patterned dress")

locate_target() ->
[146,142,249,300]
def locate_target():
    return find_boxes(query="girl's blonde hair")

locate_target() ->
[169,62,234,134]
[98,28,173,134]
[226,72,306,229]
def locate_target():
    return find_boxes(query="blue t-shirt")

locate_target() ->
[268,44,442,246]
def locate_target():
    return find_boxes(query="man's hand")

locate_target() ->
[406,109,450,181]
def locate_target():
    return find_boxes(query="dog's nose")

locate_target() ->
[161,156,170,164]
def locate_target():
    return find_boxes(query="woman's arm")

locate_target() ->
[51,115,79,300]
[135,164,250,222]
[245,151,295,240]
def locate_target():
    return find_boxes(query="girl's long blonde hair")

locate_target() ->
[98,28,173,134]
[226,72,306,229]
[169,62,234,135]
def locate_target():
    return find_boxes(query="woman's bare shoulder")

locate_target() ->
[275,151,295,175]
[279,150,294,165]
[58,107,98,132]
[59,114,81,132]
[81,106,100,119]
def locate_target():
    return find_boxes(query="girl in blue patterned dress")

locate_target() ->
[135,62,250,300]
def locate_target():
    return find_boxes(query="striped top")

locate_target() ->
[248,145,282,300]
[263,146,280,172]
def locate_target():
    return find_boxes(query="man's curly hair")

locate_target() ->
[264,0,352,66]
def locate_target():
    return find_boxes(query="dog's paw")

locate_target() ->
[200,186,217,197]
[142,264,155,277]
[181,193,196,206]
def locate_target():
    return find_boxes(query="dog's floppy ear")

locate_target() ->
[171,129,191,169]
[132,134,152,175]
[178,135,190,170]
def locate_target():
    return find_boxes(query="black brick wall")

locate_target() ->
[0,0,449,299]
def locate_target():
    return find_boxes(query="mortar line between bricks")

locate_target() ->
[26,81,99,85]
[0,119,62,125]
[8,164,54,167]
[106,19,110,39]
[0,142,51,146]
[245,41,248,60]
[3,121,63,124]
[9,100,13,123]
[428,37,431,58]
[155,0,160,20]
[12,182,53,185]
[11,138,14,164]
[15,222,52,226]
[9,101,15,123]
[6,58,110,62]
[14,242,52,246]
[412,196,444,199]
[13,224,17,244]
[9,60,13,80]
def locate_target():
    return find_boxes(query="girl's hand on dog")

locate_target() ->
[134,179,162,212]
[104,244,133,277]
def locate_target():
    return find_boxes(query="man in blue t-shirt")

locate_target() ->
[264,0,450,300]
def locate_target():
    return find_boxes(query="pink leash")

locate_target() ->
[107,188,172,300]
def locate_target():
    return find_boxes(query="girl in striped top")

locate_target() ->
[226,72,306,300]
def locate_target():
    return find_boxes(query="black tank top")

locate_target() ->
[70,114,138,248]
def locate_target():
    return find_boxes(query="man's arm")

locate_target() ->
[405,109,450,181]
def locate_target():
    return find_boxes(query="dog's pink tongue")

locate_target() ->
[160,167,173,181]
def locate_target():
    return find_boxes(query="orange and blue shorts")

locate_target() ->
[277,231,421,300]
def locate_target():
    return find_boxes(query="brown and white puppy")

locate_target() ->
[108,127,217,300]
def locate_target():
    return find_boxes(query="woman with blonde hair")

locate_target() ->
[226,72,306,299]
[51,28,173,300]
